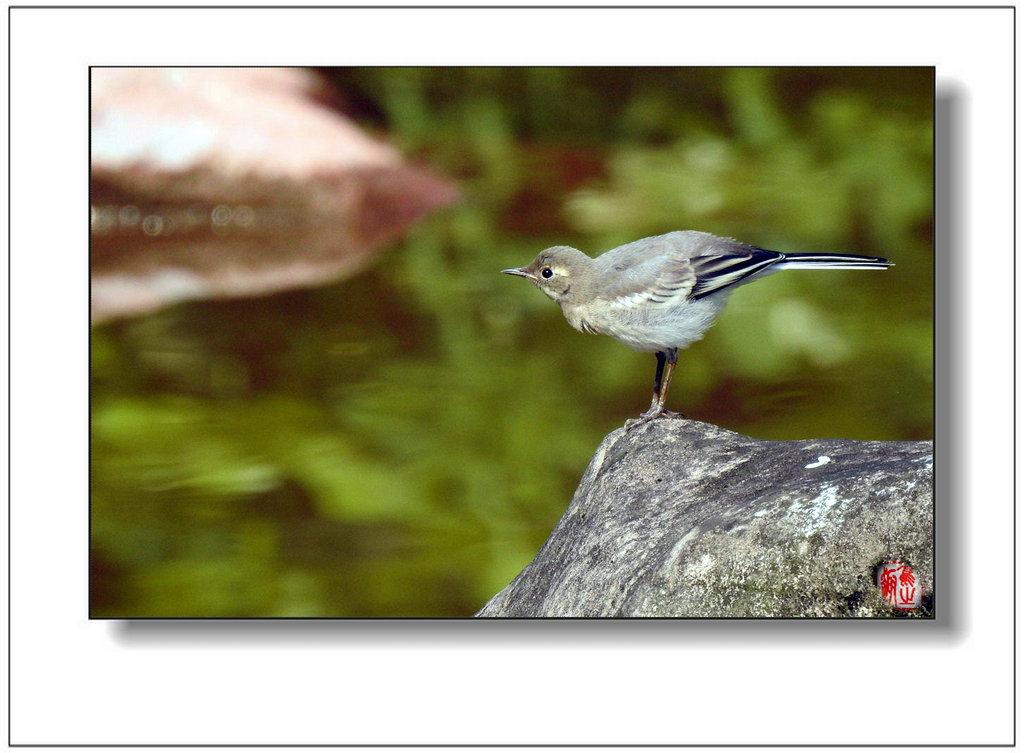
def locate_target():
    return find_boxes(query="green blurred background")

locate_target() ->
[90,67,933,617]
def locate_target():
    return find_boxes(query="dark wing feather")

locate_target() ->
[689,248,784,300]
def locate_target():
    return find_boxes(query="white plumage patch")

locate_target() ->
[609,292,658,309]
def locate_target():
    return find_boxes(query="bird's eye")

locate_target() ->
[541,267,554,279]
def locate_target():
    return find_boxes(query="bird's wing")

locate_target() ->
[598,252,697,307]
[597,232,783,306]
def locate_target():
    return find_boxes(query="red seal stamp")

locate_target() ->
[877,561,921,611]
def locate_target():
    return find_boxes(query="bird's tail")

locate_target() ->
[776,253,893,270]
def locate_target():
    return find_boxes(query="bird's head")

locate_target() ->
[501,246,591,303]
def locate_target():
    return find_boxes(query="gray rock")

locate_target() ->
[477,419,933,618]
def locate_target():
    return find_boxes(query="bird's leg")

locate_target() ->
[626,349,684,428]
[658,348,683,418]
[649,350,667,411]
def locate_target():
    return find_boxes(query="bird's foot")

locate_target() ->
[624,408,685,430]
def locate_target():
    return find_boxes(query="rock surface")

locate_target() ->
[477,420,933,618]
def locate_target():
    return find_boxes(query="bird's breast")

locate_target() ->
[561,303,601,335]
[561,298,725,353]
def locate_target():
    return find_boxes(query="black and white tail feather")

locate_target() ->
[690,248,892,300]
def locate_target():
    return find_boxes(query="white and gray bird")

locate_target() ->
[502,230,892,427]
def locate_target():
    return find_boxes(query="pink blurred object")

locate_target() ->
[90,68,459,324]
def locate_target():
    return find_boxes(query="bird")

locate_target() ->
[502,230,892,428]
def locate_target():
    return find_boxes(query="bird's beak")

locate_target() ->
[501,267,533,280]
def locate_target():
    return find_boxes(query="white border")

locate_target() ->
[9,5,1015,746]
